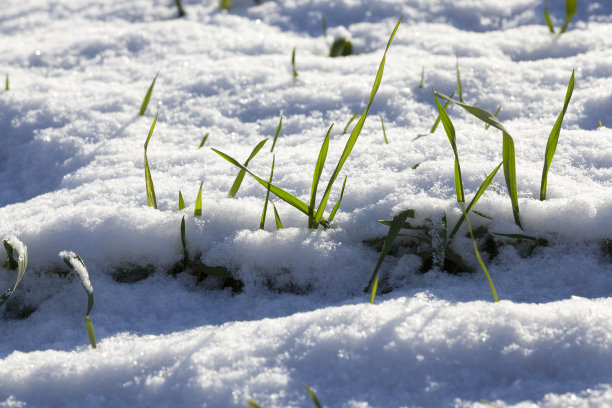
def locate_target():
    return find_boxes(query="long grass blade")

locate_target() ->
[413,91,456,141]
[198,133,209,149]
[139,73,158,116]
[229,138,268,197]
[305,385,323,408]
[260,155,275,229]
[485,105,502,130]
[366,209,413,301]
[448,161,502,242]
[0,238,27,307]
[270,114,282,152]
[328,176,347,223]
[178,191,185,210]
[194,181,203,217]
[456,55,463,102]
[342,112,359,134]
[219,0,231,10]
[540,70,574,201]
[291,48,298,78]
[309,125,332,228]
[544,0,555,33]
[380,116,389,144]
[315,16,402,225]
[270,200,283,229]
[559,0,577,34]
[144,112,158,209]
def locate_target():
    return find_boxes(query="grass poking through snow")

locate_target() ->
[144,112,158,209]
[139,73,158,116]
[228,138,268,197]
[0,237,28,308]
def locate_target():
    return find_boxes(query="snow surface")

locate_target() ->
[1,0,612,407]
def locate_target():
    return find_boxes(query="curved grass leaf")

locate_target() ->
[270,114,282,153]
[144,112,158,209]
[309,125,332,228]
[219,0,231,10]
[328,175,347,223]
[194,181,203,217]
[139,73,158,116]
[305,385,323,408]
[0,238,27,308]
[342,112,359,134]
[260,155,275,229]
[540,70,574,201]
[419,66,424,89]
[270,200,283,229]
[291,47,298,78]
[315,16,402,225]
[198,133,209,149]
[485,105,502,130]
[380,116,389,144]
[544,0,555,33]
[559,0,577,34]
[229,138,268,197]
[366,209,413,301]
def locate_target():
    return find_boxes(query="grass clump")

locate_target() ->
[139,73,158,116]
[0,237,28,308]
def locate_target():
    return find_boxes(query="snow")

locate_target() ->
[1,0,612,406]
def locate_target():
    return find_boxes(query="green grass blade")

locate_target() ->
[315,16,402,224]
[174,0,185,17]
[544,0,555,33]
[419,66,424,89]
[198,133,209,149]
[461,204,498,302]
[248,400,262,408]
[448,161,502,242]
[559,0,577,34]
[260,155,275,229]
[540,70,574,201]
[485,105,502,130]
[85,315,97,349]
[144,112,158,209]
[305,385,323,408]
[213,148,311,216]
[426,91,455,135]
[139,73,158,116]
[380,116,389,144]
[321,13,327,38]
[4,74,8,91]
[0,238,28,307]
[194,181,203,217]
[270,200,283,229]
[292,47,298,78]
[433,88,464,203]
[270,114,282,153]
[366,209,413,300]
[178,191,185,210]
[456,55,463,102]
[219,0,231,10]
[328,175,347,223]
[229,138,268,197]
[434,92,511,134]
[342,112,359,134]
[309,125,332,228]
[181,215,188,267]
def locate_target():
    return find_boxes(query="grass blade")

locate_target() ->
[144,112,158,209]
[321,13,327,38]
[229,138,268,197]
[0,238,27,308]
[247,400,262,408]
[181,215,188,267]
[59,251,97,348]
[315,16,402,225]
[219,0,231,10]
[380,116,389,144]
[270,114,282,153]
[448,161,503,242]
[342,112,359,134]
[544,0,555,33]
[178,191,185,210]
[309,125,332,228]
[485,105,502,130]
[174,0,185,17]
[260,155,275,229]
[540,70,574,201]
[559,0,577,34]
[366,209,413,301]
[305,385,323,408]
[419,66,424,89]
[413,91,456,141]
[329,38,353,57]
[198,133,209,149]
[270,200,283,229]
[433,88,464,203]
[194,181,203,217]
[4,74,8,91]
[456,55,463,102]
[328,175,347,223]
[291,48,298,78]
[139,73,158,116]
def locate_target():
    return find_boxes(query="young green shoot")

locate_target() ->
[0,237,28,308]
[380,116,389,144]
[343,111,360,134]
[413,91,455,141]
[309,125,332,228]
[540,69,574,201]
[181,215,188,267]
[328,176,347,223]
[139,73,158,116]
[321,13,327,39]
[456,55,463,102]
[291,48,298,78]
[544,0,555,33]
[545,0,578,34]
[219,0,232,10]
[59,251,97,348]
[419,66,424,89]
[174,0,185,17]
[305,385,323,408]
[194,181,203,217]
[178,190,185,210]
[329,38,353,57]
[228,138,268,197]
[247,400,262,408]
[198,133,209,149]
[485,105,501,130]
[269,200,283,229]
[144,112,158,209]
[270,114,282,152]
[4,74,8,91]
[260,155,275,229]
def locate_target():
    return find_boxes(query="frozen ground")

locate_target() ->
[1,0,612,407]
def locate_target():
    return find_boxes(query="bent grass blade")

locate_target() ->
[540,70,574,201]
[305,385,323,408]
[0,238,28,308]
[144,112,158,209]
[229,138,268,197]
[139,73,158,116]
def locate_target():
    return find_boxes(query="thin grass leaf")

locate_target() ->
[194,181,203,217]
[456,55,463,102]
[0,238,27,308]
[559,0,577,34]
[413,91,456,141]
[540,70,574,201]
[328,175,347,223]
[419,66,424,89]
[139,73,158,116]
[174,0,185,17]
[59,251,97,348]
[247,400,262,408]
[433,88,464,203]
[178,191,185,210]
[434,92,522,229]
[366,209,413,301]
[473,210,493,219]
[329,38,353,57]
[229,138,268,197]
[321,13,327,38]
[448,161,502,242]
[270,200,283,229]
[4,74,8,91]
[493,232,542,241]
[461,205,499,302]
[544,0,555,33]
[315,16,402,225]
[412,163,420,170]
[380,116,389,144]
[309,125,332,228]
[291,47,298,78]
[485,105,502,130]
[181,215,188,267]
[198,133,209,149]
[260,155,275,229]
[219,0,231,9]
[144,112,158,209]
[305,385,323,408]
[343,112,359,134]
[599,121,603,128]
[270,114,282,153]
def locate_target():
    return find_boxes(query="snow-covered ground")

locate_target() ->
[1,0,612,406]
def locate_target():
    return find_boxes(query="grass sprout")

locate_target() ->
[328,176,346,223]
[305,385,323,408]
[178,191,185,210]
[260,155,275,229]
[545,0,578,34]
[540,69,574,201]
[329,38,353,57]
[139,73,158,116]
[270,114,282,153]
[308,125,332,228]
[269,200,283,229]
[219,0,231,10]
[198,133,209,149]
[194,181,203,217]
[228,138,268,197]
[342,112,359,134]
[59,251,97,349]
[247,400,262,408]
[413,91,455,141]
[419,66,424,88]
[0,237,28,308]
[456,56,463,102]
[144,112,158,209]
[174,0,185,17]
[485,105,502,130]
[380,116,389,144]
[180,215,188,267]
[291,48,298,78]
[4,74,8,91]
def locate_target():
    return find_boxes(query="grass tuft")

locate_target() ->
[0,237,28,308]
[139,73,158,116]
[144,112,158,209]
